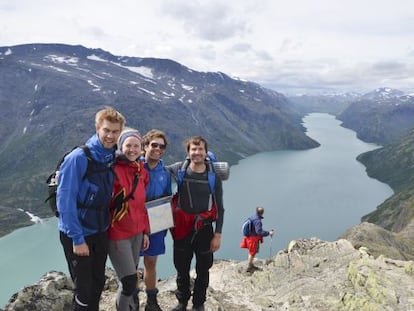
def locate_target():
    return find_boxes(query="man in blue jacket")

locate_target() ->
[240,206,274,272]
[57,107,125,311]
[140,129,172,311]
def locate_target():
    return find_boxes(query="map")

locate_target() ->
[145,195,174,234]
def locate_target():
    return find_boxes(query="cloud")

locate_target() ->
[229,43,252,53]
[1,0,414,94]
[161,2,248,41]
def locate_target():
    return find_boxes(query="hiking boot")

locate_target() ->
[246,264,261,273]
[145,288,162,311]
[170,302,187,311]
[145,299,163,311]
[191,304,205,311]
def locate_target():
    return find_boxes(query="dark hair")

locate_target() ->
[184,136,208,153]
[142,129,168,147]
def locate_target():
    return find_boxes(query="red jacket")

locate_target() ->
[108,157,150,240]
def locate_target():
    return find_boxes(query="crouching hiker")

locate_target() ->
[240,206,274,272]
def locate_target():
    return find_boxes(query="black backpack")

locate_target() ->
[45,145,93,217]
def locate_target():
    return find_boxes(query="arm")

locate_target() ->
[57,149,88,244]
[213,176,224,234]
[142,162,151,235]
[211,176,224,252]
[57,149,89,255]
[254,219,270,237]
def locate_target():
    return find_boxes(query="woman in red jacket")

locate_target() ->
[108,128,150,311]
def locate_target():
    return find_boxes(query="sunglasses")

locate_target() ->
[150,142,166,150]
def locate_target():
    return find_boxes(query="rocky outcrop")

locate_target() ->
[3,238,414,311]
[341,222,414,261]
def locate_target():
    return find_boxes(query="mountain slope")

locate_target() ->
[337,88,414,145]
[0,43,318,225]
[287,93,359,116]
[358,129,414,236]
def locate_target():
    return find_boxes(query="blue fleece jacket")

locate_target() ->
[250,214,270,237]
[144,159,172,201]
[57,134,116,245]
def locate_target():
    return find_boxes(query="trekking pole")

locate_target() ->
[269,229,275,260]
[266,230,274,265]
[269,234,273,259]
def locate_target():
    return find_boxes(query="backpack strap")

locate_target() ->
[176,157,190,188]
[122,163,140,202]
[206,160,217,211]
[79,145,93,179]
[205,159,216,194]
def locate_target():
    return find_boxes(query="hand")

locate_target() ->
[269,230,275,237]
[142,234,150,251]
[73,242,90,256]
[210,233,221,252]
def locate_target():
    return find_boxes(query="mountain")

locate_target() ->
[287,92,359,115]
[357,128,414,238]
[360,87,405,101]
[337,88,414,145]
[0,43,318,234]
[287,88,414,146]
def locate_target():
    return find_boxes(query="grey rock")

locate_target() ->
[4,238,414,311]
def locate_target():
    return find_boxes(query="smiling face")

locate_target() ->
[96,119,122,149]
[144,137,166,164]
[121,136,142,161]
[188,141,207,165]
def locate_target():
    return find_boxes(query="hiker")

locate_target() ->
[57,107,125,311]
[108,128,150,311]
[240,206,274,272]
[139,129,172,311]
[169,136,224,311]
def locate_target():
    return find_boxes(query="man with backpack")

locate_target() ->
[57,107,125,311]
[240,206,274,273]
[169,136,224,311]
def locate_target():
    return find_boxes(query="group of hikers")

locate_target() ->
[55,106,273,311]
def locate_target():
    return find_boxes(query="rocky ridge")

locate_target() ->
[3,235,414,311]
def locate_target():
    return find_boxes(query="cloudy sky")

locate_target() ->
[1,0,414,95]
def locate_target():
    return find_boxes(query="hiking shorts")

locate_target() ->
[240,236,262,256]
[140,229,167,257]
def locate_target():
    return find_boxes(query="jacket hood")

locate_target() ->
[86,134,116,163]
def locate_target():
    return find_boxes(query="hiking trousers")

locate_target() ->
[108,234,143,311]
[173,224,214,306]
[60,231,108,311]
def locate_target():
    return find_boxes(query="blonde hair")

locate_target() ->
[95,106,126,129]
